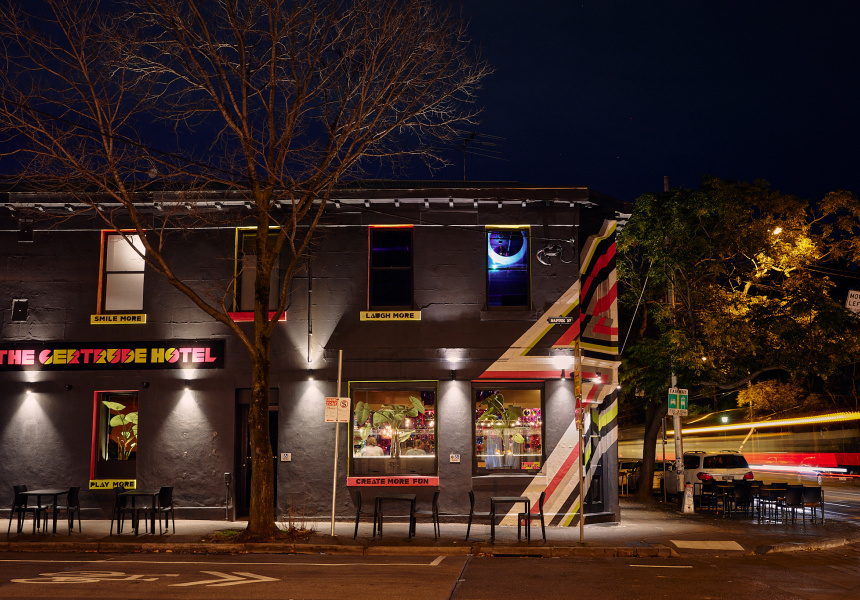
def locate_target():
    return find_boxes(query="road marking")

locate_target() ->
[629,565,693,568]
[430,556,445,566]
[171,571,278,587]
[671,540,744,550]
[0,558,447,567]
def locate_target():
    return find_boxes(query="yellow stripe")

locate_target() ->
[599,401,618,430]
[579,222,616,276]
[561,499,581,527]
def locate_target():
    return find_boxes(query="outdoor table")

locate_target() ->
[490,496,530,543]
[120,490,161,535]
[20,489,69,535]
[373,493,417,539]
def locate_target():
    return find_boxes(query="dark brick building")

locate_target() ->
[1,182,627,528]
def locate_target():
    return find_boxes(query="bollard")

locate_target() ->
[682,483,695,514]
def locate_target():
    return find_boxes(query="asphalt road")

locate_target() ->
[1,546,858,600]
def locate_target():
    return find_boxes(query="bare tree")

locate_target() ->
[0,0,490,537]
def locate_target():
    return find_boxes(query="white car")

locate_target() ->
[665,451,754,496]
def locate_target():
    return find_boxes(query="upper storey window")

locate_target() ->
[100,233,145,312]
[486,227,530,309]
[369,226,413,309]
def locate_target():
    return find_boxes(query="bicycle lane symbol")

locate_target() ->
[12,571,180,584]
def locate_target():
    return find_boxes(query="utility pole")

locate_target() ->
[665,176,685,498]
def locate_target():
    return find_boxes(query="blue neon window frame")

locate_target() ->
[487,228,530,308]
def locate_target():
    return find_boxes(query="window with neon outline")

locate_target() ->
[487,228,529,308]
[474,387,544,474]
[350,386,436,476]
[369,228,413,308]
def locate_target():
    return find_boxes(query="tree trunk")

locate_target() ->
[635,401,668,501]
[247,353,278,537]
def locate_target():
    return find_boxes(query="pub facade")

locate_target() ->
[0,182,627,528]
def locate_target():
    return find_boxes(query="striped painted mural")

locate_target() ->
[480,219,621,526]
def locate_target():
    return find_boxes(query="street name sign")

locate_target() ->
[847,289,860,314]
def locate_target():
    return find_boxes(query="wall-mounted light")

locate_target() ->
[364,200,370,208]
[64,384,73,391]
[449,199,454,208]
[560,369,565,379]
[497,201,502,209]
[183,380,191,390]
[25,388,32,395]
[141,381,150,389]
[308,370,315,381]
[450,370,456,380]
[521,200,526,208]
[424,198,429,209]
[394,199,400,208]
[473,199,478,208]
[214,201,223,210]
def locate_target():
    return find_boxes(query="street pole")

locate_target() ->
[665,176,685,497]
[575,340,585,543]
[330,350,343,536]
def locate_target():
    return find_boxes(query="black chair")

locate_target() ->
[699,480,719,512]
[7,485,48,535]
[110,485,131,535]
[466,490,492,540]
[517,491,546,542]
[730,484,752,517]
[157,486,175,534]
[801,486,824,523]
[410,490,440,539]
[43,486,81,534]
[353,491,377,539]
[783,485,804,523]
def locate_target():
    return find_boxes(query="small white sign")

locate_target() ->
[325,397,351,423]
[847,289,860,314]
[280,453,291,462]
[450,453,461,463]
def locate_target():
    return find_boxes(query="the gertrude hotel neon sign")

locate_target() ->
[0,340,225,371]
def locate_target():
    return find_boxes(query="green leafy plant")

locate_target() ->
[478,392,525,444]
[355,396,425,457]
[102,400,138,460]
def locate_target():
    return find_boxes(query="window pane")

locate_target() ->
[371,230,412,268]
[475,388,543,473]
[351,388,436,476]
[237,231,280,311]
[94,391,138,480]
[487,229,529,308]
[370,270,412,307]
[104,273,144,311]
[106,235,145,272]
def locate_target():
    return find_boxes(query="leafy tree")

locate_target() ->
[0,0,490,537]
[618,178,860,500]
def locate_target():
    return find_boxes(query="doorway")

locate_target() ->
[235,388,279,519]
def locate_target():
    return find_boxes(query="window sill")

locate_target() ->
[480,310,538,321]
[228,311,286,322]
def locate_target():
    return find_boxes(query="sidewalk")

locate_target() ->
[3,499,858,557]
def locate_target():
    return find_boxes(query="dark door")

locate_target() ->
[583,408,605,514]
[235,389,279,518]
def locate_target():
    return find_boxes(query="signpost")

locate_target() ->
[667,387,688,416]
[328,351,350,536]
[574,340,584,543]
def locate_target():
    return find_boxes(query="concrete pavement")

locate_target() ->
[2,499,858,557]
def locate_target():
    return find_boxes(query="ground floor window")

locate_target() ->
[474,387,544,474]
[350,382,437,476]
[91,391,138,480]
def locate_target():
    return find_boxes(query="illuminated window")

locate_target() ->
[350,384,437,477]
[92,391,138,480]
[369,227,413,309]
[100,233,145,312]
[474,387,544,474]
[486,228,530,308]
[235,228,279,312]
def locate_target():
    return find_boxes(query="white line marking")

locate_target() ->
[629,565,693,568]
[671,540,744,550]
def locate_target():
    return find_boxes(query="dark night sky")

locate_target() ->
[423,1,860,203]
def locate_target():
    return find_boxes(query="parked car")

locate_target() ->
[665,451,754,496]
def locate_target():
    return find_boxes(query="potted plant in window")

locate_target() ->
[355,396,425,459]
[477,392,524,467]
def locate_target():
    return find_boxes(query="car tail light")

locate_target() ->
[697,472,714,481]
[743,471,754,480]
